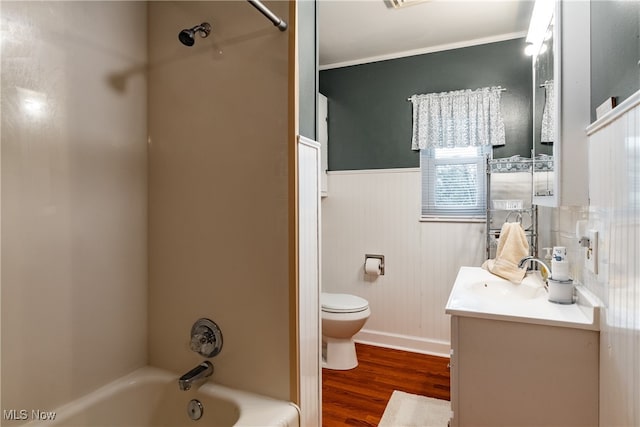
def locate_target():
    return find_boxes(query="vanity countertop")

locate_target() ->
[445,266,600,331]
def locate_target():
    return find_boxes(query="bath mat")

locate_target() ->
[378,390,450,427]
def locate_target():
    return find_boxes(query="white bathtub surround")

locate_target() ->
[147,1,292,401]
[26,367,299,427]
[1,1,148,413]
[3,0,298,420]
[322,169,487,356]
[585,90,640,427]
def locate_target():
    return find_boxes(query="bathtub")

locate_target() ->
[26,367,299,427]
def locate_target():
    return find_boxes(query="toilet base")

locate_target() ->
[322,336,358,370]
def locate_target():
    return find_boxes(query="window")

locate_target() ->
[420,146,490,220]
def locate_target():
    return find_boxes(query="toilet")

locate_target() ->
[321,292,371,370]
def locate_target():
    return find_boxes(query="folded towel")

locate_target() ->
[482,222,529,283]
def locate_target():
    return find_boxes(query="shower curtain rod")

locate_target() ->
[246,0,288,31]
[406,87,507,101]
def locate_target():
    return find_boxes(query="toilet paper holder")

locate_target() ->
[364,254,385,275]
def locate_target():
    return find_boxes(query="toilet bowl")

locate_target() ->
[321,292,370,370]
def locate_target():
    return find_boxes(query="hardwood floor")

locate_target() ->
[322,343,450,427]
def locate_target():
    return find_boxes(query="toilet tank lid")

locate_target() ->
[321,293,369,312]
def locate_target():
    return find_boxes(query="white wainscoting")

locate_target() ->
[297,137,321,426]
[321,169,486,356]
[586,91,640,427]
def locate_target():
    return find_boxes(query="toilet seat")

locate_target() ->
[321,293,369,313]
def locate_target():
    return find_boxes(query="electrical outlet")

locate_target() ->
[585,229,598,274]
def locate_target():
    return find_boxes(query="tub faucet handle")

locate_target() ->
[190,332,212,353]
[190,318,223,358]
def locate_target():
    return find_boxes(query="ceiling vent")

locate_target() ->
[385,0,431,9]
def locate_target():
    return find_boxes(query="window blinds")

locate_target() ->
[420,146,489,218]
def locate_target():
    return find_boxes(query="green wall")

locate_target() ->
[319,38,533,171]
[298,0,317,139]
[590,0,640,122]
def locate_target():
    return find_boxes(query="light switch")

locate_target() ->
[585,229,598,274]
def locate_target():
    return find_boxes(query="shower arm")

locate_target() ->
[246,0,288,31]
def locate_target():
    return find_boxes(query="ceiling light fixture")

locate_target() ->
[524,44,536,56]
[525,0,554,56]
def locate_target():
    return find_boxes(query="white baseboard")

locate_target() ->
[355,329,451,358]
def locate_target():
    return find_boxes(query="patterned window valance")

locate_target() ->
[410,86,506,150]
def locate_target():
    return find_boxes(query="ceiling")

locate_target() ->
[318,0,535,68]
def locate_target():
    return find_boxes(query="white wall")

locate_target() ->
[147,1,292,401]
[297,138,321,426]
[537,205,588,282]
[538,93,640,427]
[1,0,148,416]
[585,94,640,427]
[322,169,486,356]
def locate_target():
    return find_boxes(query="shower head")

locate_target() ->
[178,22,211,47]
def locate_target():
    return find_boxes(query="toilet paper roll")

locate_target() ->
[364,258,382,275]
[551,259,570,281]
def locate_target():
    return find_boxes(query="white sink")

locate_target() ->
[446,266,600,330]
[466,276,547,300]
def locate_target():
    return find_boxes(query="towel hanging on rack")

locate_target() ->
[482,222,529,283]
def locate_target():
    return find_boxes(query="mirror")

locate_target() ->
[532,8,557,205]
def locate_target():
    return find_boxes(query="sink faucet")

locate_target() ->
[518,256,551,282]
[178,361,213,391]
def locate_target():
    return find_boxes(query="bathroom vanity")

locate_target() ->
[446,267,600,427]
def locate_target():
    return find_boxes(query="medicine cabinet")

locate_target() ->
[531,0,590,207]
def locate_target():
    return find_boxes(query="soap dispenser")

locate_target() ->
[548,246,574,304]
[551,246,570,280]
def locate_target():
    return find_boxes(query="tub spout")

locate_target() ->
[178,361,213,391]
